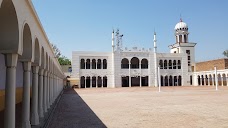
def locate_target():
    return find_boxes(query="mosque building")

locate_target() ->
[71,19,228,88]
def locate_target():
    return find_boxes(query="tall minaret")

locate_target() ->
[154,32,158,87]
[112,30,115,52]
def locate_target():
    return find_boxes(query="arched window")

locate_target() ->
[178,60,181,69]
[164,60,167,69]
[80,59,85,69]
[173,60,177,69]
[103,59,107,69]
[92,59,96,69]
[159,60,163,69]
[131,57,139,69]
[121,58,129,69]
[86,59,90,69]
[97,59,101,69]
[169,60,172,69]
[141,59,148,69]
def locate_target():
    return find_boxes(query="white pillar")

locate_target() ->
[129,63,131,87]
[215,67,218,91]
[222,76,224,86]
[38,69,44,118]
[226,76,228,86]
[208,77,210,86]
[22,62,32,128]
[90,77,92,88]
[139,62,142,87]
[31,66,39,125]
[96,77,98,88]
[85,77,87,88]
[43,71,48,113]
[4,54,18,128]
[47,72,50,109]
[101,78,103,88]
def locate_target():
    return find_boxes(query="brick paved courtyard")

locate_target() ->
[48,86,228,128]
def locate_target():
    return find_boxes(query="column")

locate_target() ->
[22,61,32,128]
[4,54,18,128]
[96,77,98,88]
[222,76,224,86]
[139,62,142,87]
[101,78,103,88]
[90,77,92,88]
[31,66,39,125]
[226,76,228,86]
[38,69,44,118]
[212,76,214,86]
[85,77,87,88]
[207,77,211,86]
[129,63,131,87]
[47,72,50,109]
[43,71,48,113]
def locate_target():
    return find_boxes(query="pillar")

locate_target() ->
[101,77,103,88]
[96,77,98,88]
[43,71,48,113]
[90,77,92,88]
[85,77,87,88]
[129,63,131,87]
[47,72,50,109]
[38,69,44,118]
[226,76,228,86]
[22,61,32,128]
[139,62,142,87]
[208,77,210,86]
[4,54,18,128]
[31,66,39,125]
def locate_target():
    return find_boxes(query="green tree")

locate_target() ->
[58,56,71,65]
[223,50,228,58]
[51,43,71,65]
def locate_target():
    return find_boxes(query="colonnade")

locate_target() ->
[3,54,64,128]
[197,74,228,86]
[0,0,65,127]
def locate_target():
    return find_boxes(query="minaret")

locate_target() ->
[112,30,115,52]
[154,32,158,87]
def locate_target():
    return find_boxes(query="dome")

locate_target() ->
[175,19,188,31]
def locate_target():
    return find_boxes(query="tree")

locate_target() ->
[223,50,228,58]
[51,43,71,65]
[58,56,71,65]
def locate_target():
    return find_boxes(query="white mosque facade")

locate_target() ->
[71,20,228,88]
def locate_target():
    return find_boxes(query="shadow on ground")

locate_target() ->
[48,88,107,128]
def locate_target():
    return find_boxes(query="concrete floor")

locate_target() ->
[48,86,228,128]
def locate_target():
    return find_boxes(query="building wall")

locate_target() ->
[195,59,228,72]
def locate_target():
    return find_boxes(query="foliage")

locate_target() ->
[51,43,71,65]
[223,50,228,58]
[58,56,71,65]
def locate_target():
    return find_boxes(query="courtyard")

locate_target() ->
[48,86,228,128]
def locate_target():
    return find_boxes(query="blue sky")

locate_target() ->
[32,0,228,62]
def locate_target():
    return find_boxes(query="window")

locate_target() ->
[186,50,190,55]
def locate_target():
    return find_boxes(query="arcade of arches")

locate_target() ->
[196,74,228,86]
[80,59,107,69]
[80,76,108,88]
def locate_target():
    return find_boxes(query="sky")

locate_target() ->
[32,0,228,62]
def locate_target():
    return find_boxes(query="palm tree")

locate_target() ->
[223,50,228,58]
